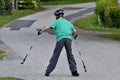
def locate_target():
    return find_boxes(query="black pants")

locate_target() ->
[46,38,77,73]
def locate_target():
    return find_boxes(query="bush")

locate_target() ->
[34,0,41,9]
[41,0,98,2]
[0,0,12,15]
[0,0,5,15]
[105,6,120,28]
[95,0,116,24]
[18,0,41,10]
[95,0,120,28]
[18,0,33,10]
[4,0,12,15]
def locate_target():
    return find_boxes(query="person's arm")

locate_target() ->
[72,28,78,39]
[38,26,50,35]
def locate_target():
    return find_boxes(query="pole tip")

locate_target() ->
[21,62,24,64]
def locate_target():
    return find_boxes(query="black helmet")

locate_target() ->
[54,9,64,16]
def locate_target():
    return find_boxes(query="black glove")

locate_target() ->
[38,29,42,35]
[73,33,78,40]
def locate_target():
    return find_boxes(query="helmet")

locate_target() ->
[54,9,64,16]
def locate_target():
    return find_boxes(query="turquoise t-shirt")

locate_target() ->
[50,17,74,41]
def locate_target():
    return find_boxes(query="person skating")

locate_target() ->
[38,9,79,77]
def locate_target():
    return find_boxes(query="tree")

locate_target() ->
[0,0,12,15]
[4,0,12,15]
[0,0,5,15]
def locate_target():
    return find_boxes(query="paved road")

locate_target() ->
[0,2,120,80]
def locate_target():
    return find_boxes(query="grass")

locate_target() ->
[74,15,120,39]
[0,77,23,80]
[41,0,97,5]
[0,8,45,27]
[74,15,120,32]
[99,34,120,40]
[0,50,5,59]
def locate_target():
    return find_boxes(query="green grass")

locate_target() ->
[99,34,120,40]
[0,50,5,59]
[74,15,120,32]
[0,8,45,27]
[74,15,120,39]
[41,0,97,5]
[0,77,23,80]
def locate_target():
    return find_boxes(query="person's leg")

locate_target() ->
[45,39,65,76]
[64,38,79,76]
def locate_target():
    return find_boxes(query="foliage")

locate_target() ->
[41,0,97,1]
[105,6,120,28]
[74,15,120,39]
[18,0,41,10]
[95,0,116,24]
[4,0,12,15]
[0,0,5,15]
[74,15,120,32]
[95,0,120,28]
[0,0,12,15]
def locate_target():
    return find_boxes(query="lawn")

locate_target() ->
[0,77,23,80]
[74,15,120,39]
[99,34,120,40]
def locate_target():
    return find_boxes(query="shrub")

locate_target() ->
[95,0,116,24]
[18,0,41,10]
[33,0,41,9]
[18,0,33,10]
[41,0,56,1]
[0,0,5,15]
[105,6,120,28]
[41,0,98,2]
[95,0,120,28]
[4,0,12,15]
[0,0,12,15]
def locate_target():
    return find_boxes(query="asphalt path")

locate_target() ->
[0,2,120,80]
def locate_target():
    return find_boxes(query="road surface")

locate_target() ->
[0,2,120,80]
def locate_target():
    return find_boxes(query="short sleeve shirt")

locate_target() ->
[50,18,74,41]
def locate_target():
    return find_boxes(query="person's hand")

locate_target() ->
[73,33,78,40]
[38,29,42,35]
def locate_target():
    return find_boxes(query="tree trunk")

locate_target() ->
[12,0,18,10]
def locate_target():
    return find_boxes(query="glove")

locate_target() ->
[38,29,42,35]
[73,33,78,40]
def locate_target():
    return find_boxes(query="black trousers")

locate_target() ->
[46,38,77,73]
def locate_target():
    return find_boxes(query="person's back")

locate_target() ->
[50,17,74,41]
